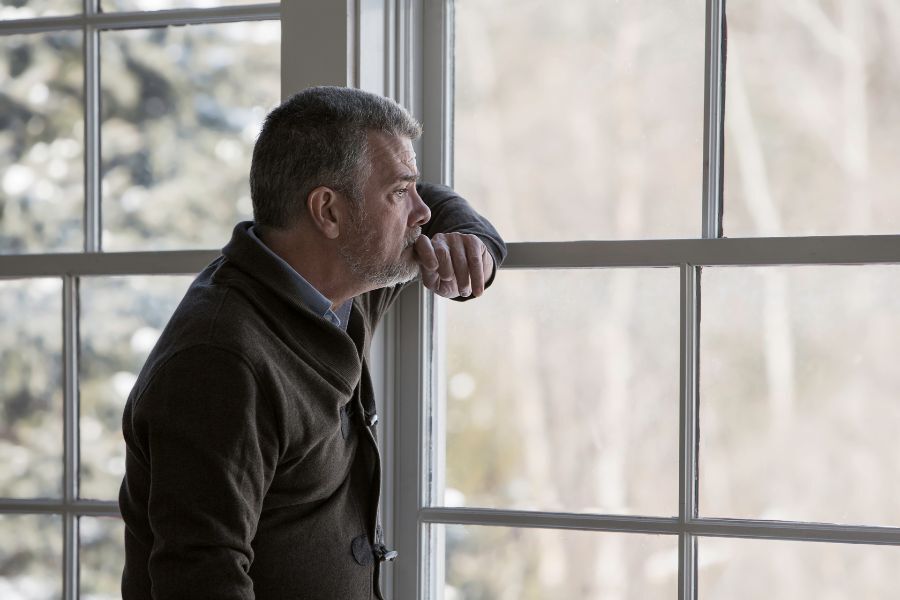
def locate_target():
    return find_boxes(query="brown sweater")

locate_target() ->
[119,183,506,599]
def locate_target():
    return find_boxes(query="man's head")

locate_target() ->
[250,86,423,230]
[250,87,431,295]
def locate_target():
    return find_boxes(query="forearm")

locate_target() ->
[416,181,507,273]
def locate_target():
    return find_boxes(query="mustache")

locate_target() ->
[404,227,422,248]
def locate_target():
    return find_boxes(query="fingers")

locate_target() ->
[465,236,486,297]
[417,233,490,298]
[419,260,459,298]
[413,235,439,272]
[416,236,453,296]
[421,234,459,298]
[431,235,456,284]
[481,246,494,291]
[448,237,472,296]
[419,263,440,291]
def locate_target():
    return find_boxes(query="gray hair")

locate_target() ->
[249,86,422,229]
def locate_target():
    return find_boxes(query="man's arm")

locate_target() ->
[414,182,507,300]
[123,345,278,599]
[359,182,505,327]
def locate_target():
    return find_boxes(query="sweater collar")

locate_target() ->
[222,222,339,315]
[244,224,351,330]
[220,221,364,392]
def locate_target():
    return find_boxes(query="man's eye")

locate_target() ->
[394,188,409,197]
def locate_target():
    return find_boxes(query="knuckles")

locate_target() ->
[417,233,489,300]
[433,232,483,252]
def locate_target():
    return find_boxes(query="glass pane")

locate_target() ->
[0,278,62,498]
[103,0,266,11]
[0,514,62,600]
[100,21,280,251]
[438,524,677,599]
[454,0,705,242]
[438,269,679,515]
[80,517,125,600]
[79,275,192,500]
[0,32,83,254]
[700,265,900,525]
[723,0,900,236]
[0,0,80,18]
[699,537,900,598]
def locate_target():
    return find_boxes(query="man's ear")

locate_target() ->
[306,186,344,240]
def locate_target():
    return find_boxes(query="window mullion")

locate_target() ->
[421,0,452,187]
[72,1,97,589]
[63,516,78,600]
[679,264,701,600]
[426,292,445,600]
[702,0,725,239]
[84,18,101,252]
[680,534,698,600]
[62,275,80,600]
[391,284,430,600]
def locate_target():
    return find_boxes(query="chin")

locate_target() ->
[397,266,419,285]
[363,259,419,289]
[389,262,420,286]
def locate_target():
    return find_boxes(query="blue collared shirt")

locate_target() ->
[247,226,352,331]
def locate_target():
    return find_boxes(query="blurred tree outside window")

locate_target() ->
[0,0,80,19]
[100,21,279,251]
[1,32,83,254]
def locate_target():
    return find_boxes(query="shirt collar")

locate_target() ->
[247,225,350,330]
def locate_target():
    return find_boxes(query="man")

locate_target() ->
[118,86,505,600]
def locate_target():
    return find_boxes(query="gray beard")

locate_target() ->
[339,214,421,289]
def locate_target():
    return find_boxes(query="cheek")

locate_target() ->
[387,215,408,242]
[371,207,408,252]
[370,221,400,254]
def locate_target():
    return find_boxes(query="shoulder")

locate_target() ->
[131,275,270,396]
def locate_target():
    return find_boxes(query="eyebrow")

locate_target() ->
[394,171,421,183]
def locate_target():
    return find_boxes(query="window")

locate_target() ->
[0,2,279,597]
[389,0,900,598]
[5,1,900,598]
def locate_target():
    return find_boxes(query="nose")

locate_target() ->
[409,185,431,228]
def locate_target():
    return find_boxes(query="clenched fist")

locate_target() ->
[413,232,494,299]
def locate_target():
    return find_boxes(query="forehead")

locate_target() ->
[366,131,417,176]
